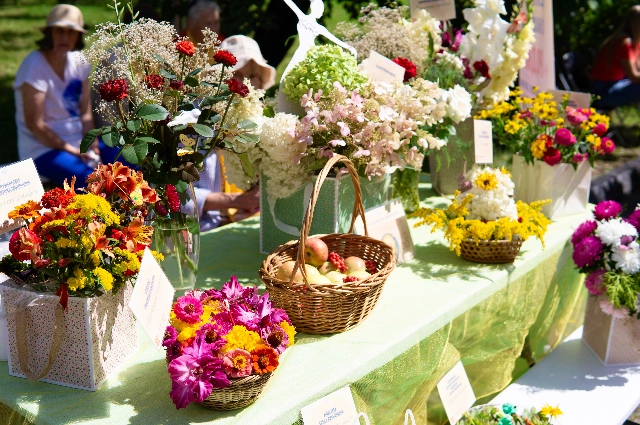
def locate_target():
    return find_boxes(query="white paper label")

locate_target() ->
[409,0,456,20]
[363,51,405,84]
[0,159,44,227]
[301,386,358,425]
[474,120,493,164]
[437,361,476,425]
[353,199,415,264]
[548,89,591,109]
[129,248,175,349]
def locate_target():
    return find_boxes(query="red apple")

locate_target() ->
[304,238,329,267]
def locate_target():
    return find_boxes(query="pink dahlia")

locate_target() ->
[585,269,606,296]
[601,137,616,154]
[571,220,597,245]
[594,200,623,221]
[221,349,253,378]
[173,295,204,324]
[572,235,604,268]
[555,128,576,146]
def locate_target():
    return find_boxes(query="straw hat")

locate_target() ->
[42,4,88,34]
[220,36,276,90]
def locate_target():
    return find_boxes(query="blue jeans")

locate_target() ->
[33,142,126,187]
[591,79,640,109]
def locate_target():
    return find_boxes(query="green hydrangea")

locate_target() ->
[282,45,369,101]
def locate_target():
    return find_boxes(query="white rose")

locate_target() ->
[444,85,472,123]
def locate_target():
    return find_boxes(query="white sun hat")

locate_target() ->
[219,35,276,90]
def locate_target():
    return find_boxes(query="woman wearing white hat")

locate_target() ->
[219,35,276,90]
[13,4,101,186]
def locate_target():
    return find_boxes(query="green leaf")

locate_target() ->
[80,128,102,153]
[121,145,140,164]
[236,120,258,130]
[184,76,199,88]
[192,124,214,137]
[136,104,169,121]
[236,133,259,144]
[102,127,123,147]
[136,136,160,144]
[263,105,275,118]
[159,69,176,80]
[152,53,168,65]
[126,119,142,132]
[236,153,254,177]
[174,181,188,192]
[204,114,221,125]
[187,67,203,77]
[121,139,148,164]
[172,124,187,132]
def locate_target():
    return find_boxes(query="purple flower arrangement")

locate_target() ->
[163,276,295,409]
[571,201,640,318]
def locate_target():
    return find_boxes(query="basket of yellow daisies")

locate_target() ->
[411,165,551,264]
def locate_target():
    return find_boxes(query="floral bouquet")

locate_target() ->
[0,163,161,308]
[458,403,562,424]
[479,89,614,167]
[571,200,640,317]
[164,276,295,409]
[410,166,550,260]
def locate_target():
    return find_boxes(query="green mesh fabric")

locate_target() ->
[0,177,587,425]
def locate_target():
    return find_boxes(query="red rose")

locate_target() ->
[226,78,249,97]
[593,123,607,137]
[543,147,562,166]
[214,50,238,67]
[145,74,164,90]
[473,60,491,79]
[166,184,181,212]
[392,57,417,82]
[98,79,128,102]
[176,40,196,56]
[169,80,185,91]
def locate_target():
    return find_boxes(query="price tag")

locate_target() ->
[301,386,358,425]
[353,199,415,264]
[437,361,476,425]
[363,51,405,84]
[474,120,493,164]
[129,248,175,349]
[0,159,44,233]
[409,0,456,20]
[548,89,591,109]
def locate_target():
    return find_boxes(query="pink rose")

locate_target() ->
[555,128,576,146]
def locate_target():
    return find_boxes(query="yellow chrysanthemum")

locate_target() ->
[474,171,498,190]
[93,267,114,291]
[90,251,101,267]
[67,268,87,291]
[279,321,296,347]
[540,404,563,418]
[177,325,198,342]
[222,325,262,353]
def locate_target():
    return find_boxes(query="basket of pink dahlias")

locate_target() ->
[163,276,295,410]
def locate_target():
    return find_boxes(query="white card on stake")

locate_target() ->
[437,361,476,425]
[363,51,405,84]
[301,386,358,425]
[409,0,456,20]
[474,120,493,164]
[0,159,44,231]
[129,248,175,348]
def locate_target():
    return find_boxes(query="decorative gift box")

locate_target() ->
[512,154,591,220]
[259,172,390,254]
[582,295,640,367]
[0,280,138,390]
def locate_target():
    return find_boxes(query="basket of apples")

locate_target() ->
[259,155,396,334]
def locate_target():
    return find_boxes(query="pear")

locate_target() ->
[276,260,303,283]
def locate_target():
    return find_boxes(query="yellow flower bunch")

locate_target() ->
[410,194,551,255]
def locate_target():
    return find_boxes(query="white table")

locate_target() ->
[492,327,640,425]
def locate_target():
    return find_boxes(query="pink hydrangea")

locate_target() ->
[585,269,606,296]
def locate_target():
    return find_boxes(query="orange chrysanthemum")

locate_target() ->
[251,346,279,375]
[8,200,41,220]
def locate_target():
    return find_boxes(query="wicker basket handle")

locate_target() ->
[293,154,369,288]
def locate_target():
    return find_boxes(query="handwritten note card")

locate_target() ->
[129,248,175,348]
[410,0,456,21]
[363,51,405,84]
[0,159,44,231]
[437,361,476,425]
[474,120,493,164]
[301,387,358,425]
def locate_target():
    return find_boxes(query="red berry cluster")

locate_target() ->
[365,260,378,274]
[328,252,347,273]
[343,276,359,283]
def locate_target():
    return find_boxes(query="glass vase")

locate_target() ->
[393,168,421,213]
[151,184,200,296]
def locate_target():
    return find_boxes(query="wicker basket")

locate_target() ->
[259,155,396,334]
[459,236,523,264]
[197,373,272,410]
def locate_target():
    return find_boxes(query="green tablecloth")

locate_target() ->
[0,181,587,425]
